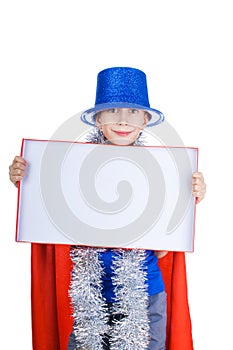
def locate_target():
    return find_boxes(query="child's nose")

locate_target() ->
[117,110,128,125]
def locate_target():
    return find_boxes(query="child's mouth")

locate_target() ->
[113,130,133,137]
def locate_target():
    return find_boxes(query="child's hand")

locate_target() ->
[9,156,27,187]
[155,251,168,259]
[192,172,206,204]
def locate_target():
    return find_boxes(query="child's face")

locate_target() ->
[96,108,149,145]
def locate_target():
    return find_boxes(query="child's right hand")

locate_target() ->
[9,156,27,187]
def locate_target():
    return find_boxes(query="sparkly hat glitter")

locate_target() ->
[80,67,164,127]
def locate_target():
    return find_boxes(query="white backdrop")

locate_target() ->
[0,1,232,348]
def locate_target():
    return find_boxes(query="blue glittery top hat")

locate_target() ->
[80,67,164,127]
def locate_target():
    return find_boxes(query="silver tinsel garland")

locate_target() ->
[110,249,150,350]
[69,247,150,349]
[69,246,109,349]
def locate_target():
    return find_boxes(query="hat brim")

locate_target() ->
[80,102,164,127]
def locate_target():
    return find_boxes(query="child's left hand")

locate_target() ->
[192,172,206,204]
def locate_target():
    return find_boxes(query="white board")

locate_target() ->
[16,139,198,251]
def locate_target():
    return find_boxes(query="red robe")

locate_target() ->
[31,244,193,350]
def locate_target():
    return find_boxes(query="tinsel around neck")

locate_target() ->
[69,247,150,350]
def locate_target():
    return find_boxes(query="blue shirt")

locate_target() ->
[99,249,165,303]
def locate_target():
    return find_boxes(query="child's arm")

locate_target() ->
[9,156,27,187]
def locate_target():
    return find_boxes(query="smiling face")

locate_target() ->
[96,108,149,145]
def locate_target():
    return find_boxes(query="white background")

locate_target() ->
[0,1,232,348]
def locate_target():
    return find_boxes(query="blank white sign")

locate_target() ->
[16,139,198,251]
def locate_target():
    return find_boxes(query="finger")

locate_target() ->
[13,156,26,164]
[192,190,205,198]
[192,184,201,192]
[11,162,26,171]
[10,175,24,186]
[9,163,26,187]
[192,173,206,192]
[192,194,204,205]
[192,187,206,198]
[192,177,203,185]
[192,185,206,203]
[192,183,206,191]
[11,156,26,168]
[9,168,25,177]
[192,171,204,179]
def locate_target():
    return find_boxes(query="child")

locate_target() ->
[9,67,206,350]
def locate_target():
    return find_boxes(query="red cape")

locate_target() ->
[31,244,193,350]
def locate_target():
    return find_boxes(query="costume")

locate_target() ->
[31,244,193,350]
[30,67,194,349]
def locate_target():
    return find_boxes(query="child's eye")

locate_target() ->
[129,109,139,114]
[108,108,118,113]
